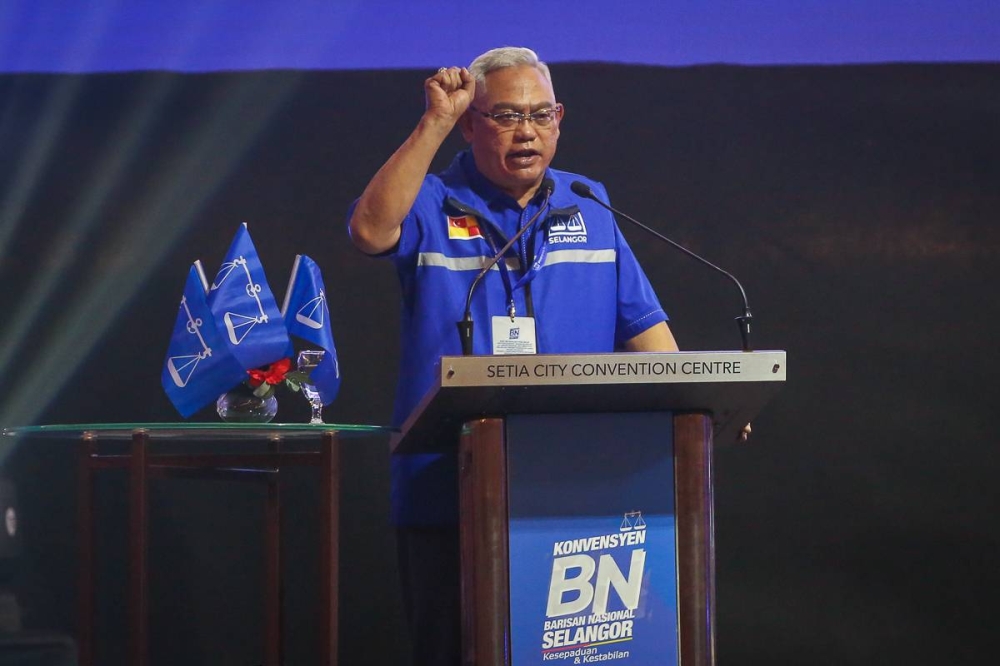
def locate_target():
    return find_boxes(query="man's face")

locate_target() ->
[461,65,563,205]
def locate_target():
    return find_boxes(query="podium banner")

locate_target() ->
[507,413,678,666]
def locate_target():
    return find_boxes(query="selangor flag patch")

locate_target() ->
[447,215,482,240]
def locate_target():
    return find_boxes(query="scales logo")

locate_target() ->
[165,295,212,388]
[293,289,326,330]
[547,212,588,245]
[210,256,270,346]
[620,511,645,532]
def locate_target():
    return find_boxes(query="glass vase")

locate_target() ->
[216,385,278,424]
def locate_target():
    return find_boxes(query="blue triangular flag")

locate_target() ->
[282,254,341,405]
[207,223,292,370]
[162,262,248,417]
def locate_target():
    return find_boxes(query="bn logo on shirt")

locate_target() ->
[547,212,588,245]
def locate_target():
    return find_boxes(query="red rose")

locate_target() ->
[247,358,292,387]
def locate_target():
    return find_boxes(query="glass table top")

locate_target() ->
[1,422,397,441]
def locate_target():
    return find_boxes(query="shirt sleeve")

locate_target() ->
[597,183,668,346]
[345,176,439,267]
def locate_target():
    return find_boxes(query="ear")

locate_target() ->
[459,111,474,143]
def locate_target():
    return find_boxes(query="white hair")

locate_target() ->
[468,46,553,93]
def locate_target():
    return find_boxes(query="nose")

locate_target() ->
[513,118,538,141]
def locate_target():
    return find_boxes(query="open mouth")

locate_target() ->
[507,149,540,166]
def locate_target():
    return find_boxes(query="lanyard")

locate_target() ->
[481,202,551,318]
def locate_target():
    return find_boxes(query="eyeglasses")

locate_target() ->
[469,104,563,129]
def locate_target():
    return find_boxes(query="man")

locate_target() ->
[348,47,677,665]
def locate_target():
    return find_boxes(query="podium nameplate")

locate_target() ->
[394,351,786,453]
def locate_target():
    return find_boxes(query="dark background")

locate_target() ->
[1,62,998,664]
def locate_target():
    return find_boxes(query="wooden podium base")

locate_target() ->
[457,412,716,666]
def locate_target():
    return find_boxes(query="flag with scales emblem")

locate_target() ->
[206,223,293,370]
[161,225,348,417]
[161,262,247,417]
[281,254,341,405]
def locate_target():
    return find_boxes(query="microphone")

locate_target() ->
[456,178,555,355]
[570,180,753,351]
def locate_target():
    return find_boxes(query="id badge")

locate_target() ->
[491,316,537,355]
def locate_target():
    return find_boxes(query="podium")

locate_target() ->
[393,351,785,666]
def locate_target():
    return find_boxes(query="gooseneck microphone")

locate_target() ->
[570,180,753,351]
[456,178,555,355]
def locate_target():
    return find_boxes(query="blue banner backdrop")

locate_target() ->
[506,413,678,665]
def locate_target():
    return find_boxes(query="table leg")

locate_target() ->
[319,432,339,666]
[129,430,149,666]
[77,434,96,666]
[264,438,282,666]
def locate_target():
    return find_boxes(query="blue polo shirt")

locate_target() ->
[353,150,668,525]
